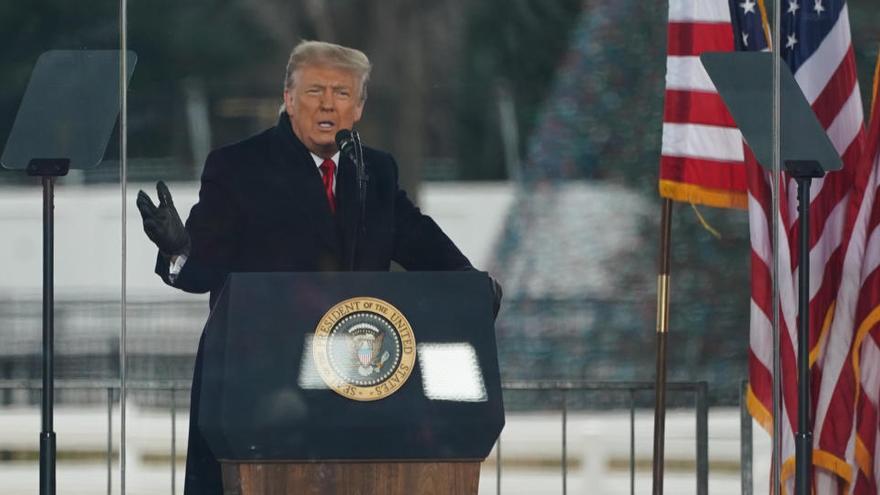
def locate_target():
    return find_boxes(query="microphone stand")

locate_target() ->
[348,130,368,271]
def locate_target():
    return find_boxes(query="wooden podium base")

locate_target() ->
[221,461,481,495]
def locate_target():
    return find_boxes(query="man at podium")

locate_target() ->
[136,40,499,494]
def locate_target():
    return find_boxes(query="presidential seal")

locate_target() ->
[312,297,416,401]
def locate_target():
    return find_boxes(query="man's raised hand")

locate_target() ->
[136,181,190,256]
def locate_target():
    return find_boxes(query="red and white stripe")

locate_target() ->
[851,126,880,493]
[828,53,880,490]
[746,3,866,492]
[661,0,745,188]
[798,4,866,492]
[747,153,800,490]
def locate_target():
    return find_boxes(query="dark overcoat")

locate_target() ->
[155,113,472,494]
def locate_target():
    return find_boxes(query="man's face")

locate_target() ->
[284,64,365,158]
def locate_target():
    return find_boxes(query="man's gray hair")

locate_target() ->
[284,40,372,101]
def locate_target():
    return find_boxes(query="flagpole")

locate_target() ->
[770,0,783,491]
[652,198,673,495]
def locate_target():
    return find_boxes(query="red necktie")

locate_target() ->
[320,158,336,213]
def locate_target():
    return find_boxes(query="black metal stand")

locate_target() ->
[348,130,368,271]
[785,160,824,495]
[27,158,70,495]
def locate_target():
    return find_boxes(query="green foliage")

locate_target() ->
[128,0,277,84]
[455,0,583,180]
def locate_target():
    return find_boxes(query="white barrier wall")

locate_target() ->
[0,182,514,299]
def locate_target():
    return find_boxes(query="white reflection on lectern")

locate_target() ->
[418,343,487,402]
[297,333,329,389]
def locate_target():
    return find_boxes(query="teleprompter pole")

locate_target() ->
[27,158,70,495]
[785,161,824,495]
[0,50,136,493]
[652,198,673,495]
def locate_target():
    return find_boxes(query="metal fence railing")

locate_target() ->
[500,380,712,495]
[0,379,753,495]
[0,380,189,495]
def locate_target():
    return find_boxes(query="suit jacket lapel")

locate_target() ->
[270,116,339,254]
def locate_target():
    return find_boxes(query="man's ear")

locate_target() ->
[353,99,365,123]
[283,89,294,115]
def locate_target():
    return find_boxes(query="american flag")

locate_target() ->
[779,0,865,492]
[741,0,866,491]
[849,80,880,494]
[659,0,750,209]
[661,0,868,491]
[736,0,868,492]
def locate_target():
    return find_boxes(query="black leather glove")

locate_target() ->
[136,181,190,257]
[490,277,503,319]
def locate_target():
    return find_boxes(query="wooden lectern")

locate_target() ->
[222,462,480,494]
[198,272,505,495]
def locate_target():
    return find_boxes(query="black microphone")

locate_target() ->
[335,129,358,164]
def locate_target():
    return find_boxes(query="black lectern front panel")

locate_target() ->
[199,271,504,461]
